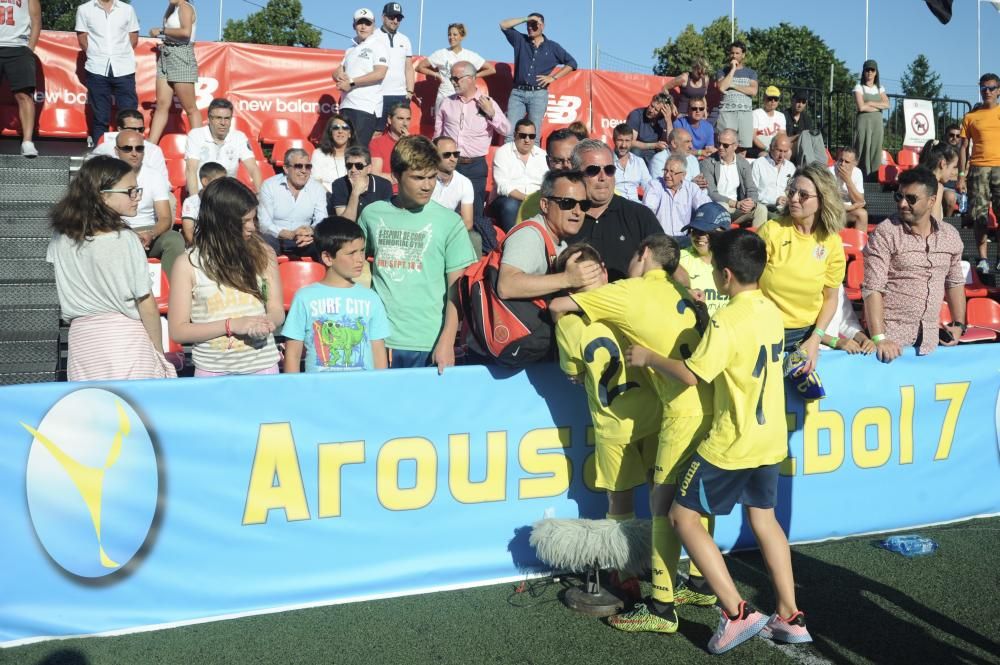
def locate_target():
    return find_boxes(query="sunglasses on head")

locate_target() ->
[346,161,367,170]
[583,164,616,177]
[981,84,1000,92]
[516,132,536,140]
[893,191,924,205]
[440,150,460,159]
[546,196,592,212]
[288,163,313,171]
[116,144,145,153]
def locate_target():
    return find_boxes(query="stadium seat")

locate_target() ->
[236,161,263,190]
[968,297,1000,336]
[939,300,995,343]
[165,159,188,222]
[279,260,326,310]
[840,228,868,260]
[825,148,834,166]
[38,107,88,139]
[896,147,920,172]
[0,105,19,136]
[148,259,170,314]
[878,149,898,185]
[271,138,314,167]
[844,258,863,301]
[258,118,305,145]
[276,255,290,264]
[159,133,188,160]
[961,260,992,298]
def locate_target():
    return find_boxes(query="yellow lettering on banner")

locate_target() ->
[448,432,507,504]
[899,386,915,465]
[851,407,892,469]
[377,437,437,511]
[242,423,310,525]
[802,402,845,475]
[934,382,969,461]
[317,441,365,518]
[518,427,572,499]
[780,412,798,476]
[583,427,599,492]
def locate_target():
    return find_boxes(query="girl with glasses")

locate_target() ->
[312,114,357,193]
[148,0,202,145]
[852,59,890,179]
[47,156,176,380]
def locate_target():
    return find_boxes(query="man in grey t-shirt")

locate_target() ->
[716,40,758,152]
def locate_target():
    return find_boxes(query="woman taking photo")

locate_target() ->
[757,162,846,374]
[311,114,356,193]
[852,59,890,179]
[48,156,176,381]
[148,0,201,145]
[415,23,495,114]
[168,178,285,377]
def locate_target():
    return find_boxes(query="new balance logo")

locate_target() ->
[545,95,582,124]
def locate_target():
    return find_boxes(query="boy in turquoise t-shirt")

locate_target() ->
[283,217,391,372]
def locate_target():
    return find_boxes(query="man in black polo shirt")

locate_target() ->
[567,139,663,282]
[328,145,393,221]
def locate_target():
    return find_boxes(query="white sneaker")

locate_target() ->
[977,259,991,275]
[21,141,38,157]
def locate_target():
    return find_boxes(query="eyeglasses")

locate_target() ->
[288,163,313,171]
[121,125,144,132]
[664,169,687,177]
[208,115,232,122]
[440,151,460,159]
[101,186,143,199]
[516,132,536,140]
[786,188,818,200]
[329,124,351,131]
[689,106,706,112]
[981,84,1000,92]
[355,19,373,26]
[449,74,471,83]
[863,67,876,73]
[346,162,367,170]
[546,196,592,212]
[893,191,925,205]
[115,144,145,153]
[582,164,616,177]
[385,14,402,20]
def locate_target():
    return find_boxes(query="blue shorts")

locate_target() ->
[674,452,780,516]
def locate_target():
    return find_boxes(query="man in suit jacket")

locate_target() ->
[699,128,769,227]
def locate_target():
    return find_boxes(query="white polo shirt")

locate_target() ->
[75,0,140,77]
[184,126,255,182]
[491,142,548,197]
[340,34,390,116]
[122,166,170,230]
[92,135,168,180]
[373,28,412,97]
[432,170,474,212]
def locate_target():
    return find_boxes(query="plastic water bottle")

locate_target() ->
[958,192,968,214]
[880,535,938,557]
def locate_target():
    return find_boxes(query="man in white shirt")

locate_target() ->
[751,132,796,212]
[829,146,868,228]
[0,0,40,156]
[75,0,140,145]
[700,128,768,227]
[752,85,787,156]
[644,154,712,243]
[184,97,260,195]
[612,123,652,202]
[373,2,414,134]
[91,109,168,180]
[333,8,389,147]
[116,131,184,278]
[432,136,479,254]
[491,118,548,232]
[258,148,328,257]
[649,128,706,186]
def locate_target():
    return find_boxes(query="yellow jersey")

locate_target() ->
[685,289,788,470]
[961,105,1000,168]
[571,269,712,418]
[556,314,662,446]
[516,192,542,225]
[678,247,729,318]
[758,217,846,329]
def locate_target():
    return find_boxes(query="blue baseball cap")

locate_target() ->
[682,201,730,234]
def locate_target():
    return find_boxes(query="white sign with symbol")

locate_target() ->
[903,99,936,148]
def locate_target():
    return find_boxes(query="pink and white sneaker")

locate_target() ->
[707,601,769,654]
[759,611,813,644]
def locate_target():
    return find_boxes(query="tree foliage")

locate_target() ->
[222,0,320,48]
[44,0,131,32]
[900,54,942,99]
[653,17,742,79]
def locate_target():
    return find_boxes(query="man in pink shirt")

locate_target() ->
[435,60,510,252]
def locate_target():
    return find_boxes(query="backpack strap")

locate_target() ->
[505,219,558,267]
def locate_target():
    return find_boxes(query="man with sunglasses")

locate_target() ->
[431,136,479,254]
[329,145,393,222]
[672,96,716,156]
[491,118,549,231]
[259,148,327,257]
[333,8,389,147]
[372,3,414,136]
[957,72,1000,275]
[700,128,767,228]
[115,130,184,279]
[751,85,786,157]
[499,13,577,144]
[91,108,168,180]
[514,127,581,224]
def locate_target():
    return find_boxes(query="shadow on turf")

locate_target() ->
[35,648,90,664]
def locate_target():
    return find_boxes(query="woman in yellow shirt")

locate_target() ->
[757,162,846,375]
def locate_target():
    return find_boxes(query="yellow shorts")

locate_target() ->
[594,432,658,492]
[653,414,712,485]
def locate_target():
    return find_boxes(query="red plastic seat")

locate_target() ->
[968,297,1000,334]
[148,258,170,314]
[878,149,898,185]
[271,138,314,167]
[159,133,188,160]
[844,258,863,300]
[279,260,326,310]
[961,260,991,298]
[840,228,868,261]
[940,300,995,342]
[825,148,834,166]
[258,117,305,145]
[165,159,188,222]
[896,147,920,172]
[0,105,19,136]
[38,107,88,139]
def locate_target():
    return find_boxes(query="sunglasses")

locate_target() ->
[116,144,145,153]
[765,96,779,102]
[440,151,460,159]
[981,84,1000,92]
[346,162,367,170]
[329,124,351,131]
[101,186,143,199]
[947,133,961,140]
[355,19,373,26]
[516,132,536,140]
[893,192,924,205]
[786,188,817,200]
[718,141,736,149]
[288,163,313,171]
[863,67,876,73]
[583,164,616,177]
[546,196,592,212]
[689,106,706,112]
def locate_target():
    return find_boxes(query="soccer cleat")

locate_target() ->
[21,141,38,158]
[707,601,768,654]
[977,259,991,275]
[607,601,679,634]
[759,611,813,644]
[674,582,718,607]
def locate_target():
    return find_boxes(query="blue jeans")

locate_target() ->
[388,349,432,368]
[85,72,137,144]
[491,195,522,233]
[341,107,378,148]
[506,88,548,144]
[456,156,494,253]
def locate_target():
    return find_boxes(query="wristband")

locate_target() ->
[826,336,839,349]
[225,318,233,337]
[958,171,966,177]
[813,327,826,339]
[872,333,886,343]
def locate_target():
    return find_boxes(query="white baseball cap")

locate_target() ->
[353,8,375,22]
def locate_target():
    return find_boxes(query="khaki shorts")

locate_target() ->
[594,432,658,492]
[717,109,753,149]
[653,414,713,485]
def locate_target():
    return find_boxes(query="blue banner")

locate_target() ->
[2,345,998,646]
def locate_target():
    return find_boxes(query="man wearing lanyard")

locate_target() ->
[499,13,577,145]
[435,60,510,254]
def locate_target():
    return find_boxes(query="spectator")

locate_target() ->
[863,167,966,362]
[283,217,391,372]
[184,98,260,195]
[672,96,716,156]
[499,13,577,144]
[626,94,674,166]
[91,109,168,180]
[919,140,959,220]
[47,157,175,380]
[415,22,495,115]
[752,133,796,213]
[751,86,786,156]
[650,128,705,184]
[669,56,713,116]
[700,129,768,227]
[758,162,846,375]
[373,3,414,133]
[515,127,581,223]
[358,135,477,371]
[611,123,653,203]
[569,139,662,281]
[644,154,711,244]
[944,122,961,148]
[497,169,601,300]
[435,60,510,252]
[0,0,40,156]
[716,41,758,153]
[677,201,731,317]
[180,161,226,245]
[958,72,1000,275]
[147,0,201,145]
[311,115,357,193]
[828,147,868,228]
[258,148,327,257]
[566,121,590,141]
[333,8,388,147]
[431,136,478,253]
[490,118,548,232]
[115,130,185,278]
[75,0,140,145]
[818,286,875,354]
[783,89,825,165]
[852,59,889,179]
[370,101,412,183]
[329,145,393,222]
[168,177,284,376]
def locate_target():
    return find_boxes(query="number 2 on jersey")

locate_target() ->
[751,342,783,425]
[583,337,639,408]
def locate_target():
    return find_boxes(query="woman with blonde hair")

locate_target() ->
[416,22,495,114]
[757,162,846,373]
[148,0,201,144]
[668,56,713,116]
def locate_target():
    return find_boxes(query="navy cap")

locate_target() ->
[382,2,403,17]
[682,201,730,233]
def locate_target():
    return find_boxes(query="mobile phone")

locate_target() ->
[938,327,955,344]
